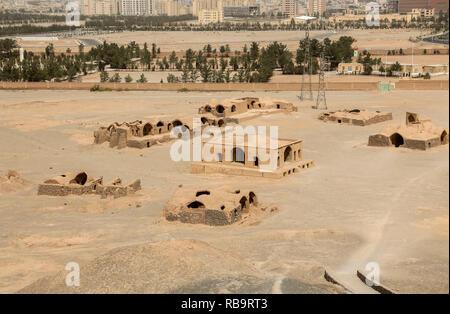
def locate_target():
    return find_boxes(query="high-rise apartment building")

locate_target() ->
[80,0,120,15]
[307,0,326,16]
[281,0,298,18]
[397,0,448,13]
[119,0,153,15]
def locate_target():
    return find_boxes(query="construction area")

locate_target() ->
[0,88,448,294]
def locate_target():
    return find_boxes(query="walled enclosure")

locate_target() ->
[191,133,314,179]
[37,172,141,198]
[319,109,393,126]
[368,112,449,150]
[163,187,260,226]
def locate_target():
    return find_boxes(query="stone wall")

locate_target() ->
[3,81,446,91]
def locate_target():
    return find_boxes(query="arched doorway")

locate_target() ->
[72,172,87,185]
[239,196,248,210]
[143,123,152,136]
[232,147,245,164]
[172,120,183,127]
[231,105,236,112]
[249,192,257,205]
[441,130,448,144]
[390,133,404,147]
[284,146,292,162]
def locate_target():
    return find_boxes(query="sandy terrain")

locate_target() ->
[0,88,448,294]
[79,29,447,52]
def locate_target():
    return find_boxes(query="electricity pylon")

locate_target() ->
[299,23,313,101]
[313,52,328,110]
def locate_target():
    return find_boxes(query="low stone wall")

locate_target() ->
[2,81,446,91]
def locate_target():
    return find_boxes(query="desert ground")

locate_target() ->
[79,29,447,51]
[0,87,448,294]
[14,29,448,55]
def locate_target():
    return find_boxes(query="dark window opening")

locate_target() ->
[216,105,225,113]
[195,190,210,197]
[72,172,87,185]
[232,147,245,164]
[441,130,448,144]
[187,201,205,209]
[172,120,182,127]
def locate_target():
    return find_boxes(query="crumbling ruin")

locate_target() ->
[93,97,296,150]
[164,187,262,226]
[37,172,141,198]
[94,115,226,149]
[368,112,449,150]
[319,109,392,126]
[198,97,297,123]
[0,170,28,194]
[191,134,314,178]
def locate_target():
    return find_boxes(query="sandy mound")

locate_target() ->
[0,170,29,194]
[18,240,270,294]
[17,239,344,294]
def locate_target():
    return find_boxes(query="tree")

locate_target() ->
[424,72,431,79]
[100,71,109,82]
[169,51,178,69]
[125,74,133,83]
[136,73,147,83]
[390,61,403,72]
[109,73,121,82]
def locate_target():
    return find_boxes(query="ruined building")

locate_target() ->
[38,172,141,198]
[319,109,393,126]
[198,97,297,124]
[94,115,226,149]
[191,134,314,178]
[368,112,449,150]
[93,97,296,150]
[164,187,260,226]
